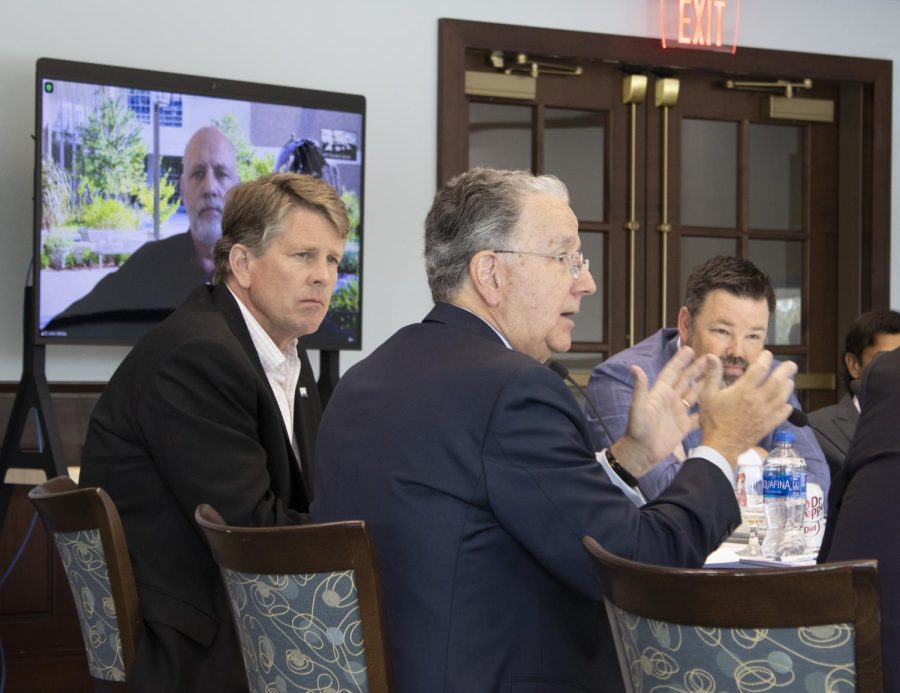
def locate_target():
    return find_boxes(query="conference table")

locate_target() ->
[705,539,820,569]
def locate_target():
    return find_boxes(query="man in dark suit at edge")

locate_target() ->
[809,309,900,477]
[312,168,799,692]
[79,172,349,692]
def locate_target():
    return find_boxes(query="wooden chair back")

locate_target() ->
[583,536,883,692]
[195,504,392,692]
[28,476,143,691]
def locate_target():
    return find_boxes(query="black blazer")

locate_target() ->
[808,393,858,477]
[79,283,322,692]
[818,347,900,692]
[312,302,740,693]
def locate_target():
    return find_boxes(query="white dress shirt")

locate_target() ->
[230,287,303,464]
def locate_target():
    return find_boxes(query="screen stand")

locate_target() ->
[0,286,67,530]
[317,350,340,407]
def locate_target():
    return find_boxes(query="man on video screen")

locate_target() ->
[44,126,239,335]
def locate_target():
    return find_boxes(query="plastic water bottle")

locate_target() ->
[762,431,807,558]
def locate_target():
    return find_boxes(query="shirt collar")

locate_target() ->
[227,286,299,373]
[454,304,512,349]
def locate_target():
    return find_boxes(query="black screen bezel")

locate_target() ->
[33,57,365,351]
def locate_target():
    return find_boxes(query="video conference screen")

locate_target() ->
[33,58,365,350]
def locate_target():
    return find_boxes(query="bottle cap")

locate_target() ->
[774,430,795,444]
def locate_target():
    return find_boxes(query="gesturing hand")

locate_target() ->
[612,346,717,477]
[699,350,797,467]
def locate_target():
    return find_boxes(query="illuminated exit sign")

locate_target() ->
[659,0,741,54]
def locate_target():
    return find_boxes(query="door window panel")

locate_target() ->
[452,40,840,407]
[544,108,605,222]
[749,124,803,230]
[468,102,532,171]
[571,231,605,343]
[749,239,803,345]
[681,119,737,228]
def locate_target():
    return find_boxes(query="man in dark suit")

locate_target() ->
[79,173,349,692]
[809,309,900,476]
[312,168,799,692]
[818,346,900,692]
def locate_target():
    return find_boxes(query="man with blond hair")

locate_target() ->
[80,173,348,692]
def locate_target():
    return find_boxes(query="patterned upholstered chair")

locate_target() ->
[195,504,392,693]
[583,537,884,693]
[28,475,143,691]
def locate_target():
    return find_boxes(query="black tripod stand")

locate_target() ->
[0,286,66,530]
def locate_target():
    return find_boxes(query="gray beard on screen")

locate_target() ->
[190,218,222,247]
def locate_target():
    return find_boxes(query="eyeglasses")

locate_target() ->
[494,249,590,278]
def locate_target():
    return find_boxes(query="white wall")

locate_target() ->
[1,0,897,381]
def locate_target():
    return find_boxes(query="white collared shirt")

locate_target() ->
[229,287,303,462]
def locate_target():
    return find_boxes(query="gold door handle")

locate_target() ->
[622,75,647,346]
[655,77,679,326]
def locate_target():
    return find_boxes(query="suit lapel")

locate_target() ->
[211,283,311,500]
[834,395,859,446]
[663,329,681,361]
[293,351,322,501]
[211,284,269,380]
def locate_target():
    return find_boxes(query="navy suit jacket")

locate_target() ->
[586,328,830,500]
[79,283,321,692]
[312,303,740,693]
[819,347,900,692]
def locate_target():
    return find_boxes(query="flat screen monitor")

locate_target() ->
[33,57,365,350]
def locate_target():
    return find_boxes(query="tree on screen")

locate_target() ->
[76,92,147,202]
[41,157,73,230]
[212,114,275,182]
[341,190,360,242]
[135,173,180,226]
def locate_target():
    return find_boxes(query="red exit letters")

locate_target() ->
[660,0,741,54]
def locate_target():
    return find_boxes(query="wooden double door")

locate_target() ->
[439,19,891,411]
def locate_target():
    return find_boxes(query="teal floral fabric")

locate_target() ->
[54,529,126,681]
[221,569,369,693]
[606,603,856,692]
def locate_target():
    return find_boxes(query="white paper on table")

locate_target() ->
[704,542,744,566]
[739,554,818,568]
